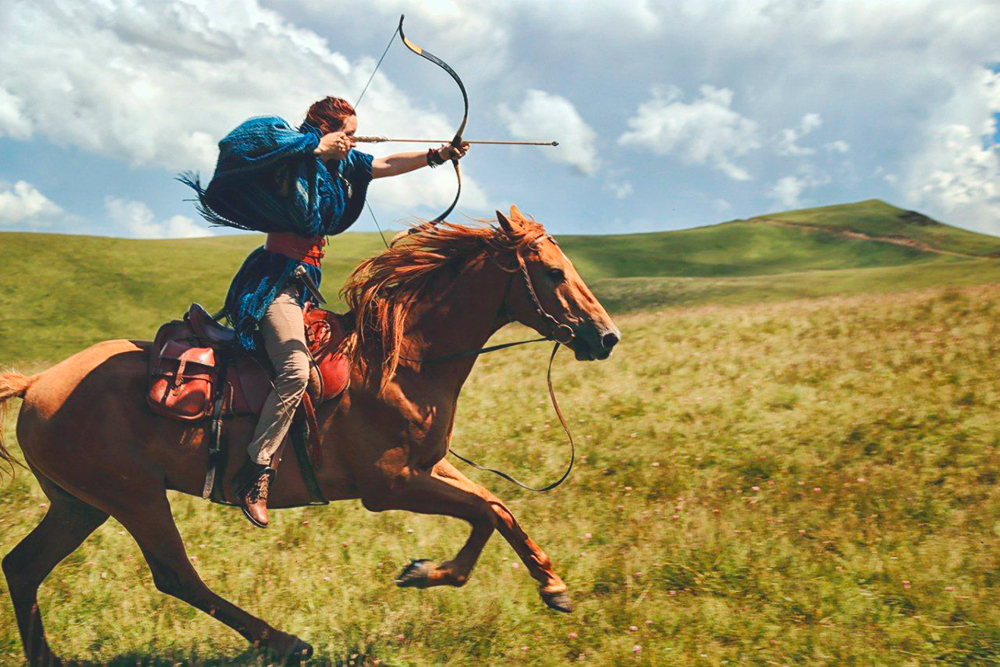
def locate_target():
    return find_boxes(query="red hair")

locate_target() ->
[304,96,356,134]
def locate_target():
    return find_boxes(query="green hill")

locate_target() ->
[757,199,1000,257]
[1,199,998,365]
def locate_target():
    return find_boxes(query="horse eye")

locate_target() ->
[548,268,566,283]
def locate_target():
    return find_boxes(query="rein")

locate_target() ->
[449,342,575,492]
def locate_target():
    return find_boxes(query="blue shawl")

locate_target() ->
[180,116,374,349]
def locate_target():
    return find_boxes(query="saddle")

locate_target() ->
[146,303,352,503]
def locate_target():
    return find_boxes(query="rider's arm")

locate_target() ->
[371,151,435,179]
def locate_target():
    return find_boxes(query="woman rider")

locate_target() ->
[186,96,469,527]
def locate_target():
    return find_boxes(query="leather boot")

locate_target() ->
[234,460,275,528]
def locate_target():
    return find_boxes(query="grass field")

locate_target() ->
[3,200,1000,664]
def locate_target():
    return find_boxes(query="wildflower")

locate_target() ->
[630,625,638,632]
[672,514,680,520]
[752,486,760,492]
[946,586,955,592]
[668,590,677,596]
[302,520,309,526]
[522,646,529,652]
[903,580,911,589]
[395,634,405,642]
[712,508,721,514]
[798,529,806,535]
[652,462,661,467]
[857,477,866,483]
[633,645,642,654]
[645,620,653,626]
[569,632,579,639]
[585,532,592,539]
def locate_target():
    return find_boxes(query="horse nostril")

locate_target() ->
[601,332,620,350]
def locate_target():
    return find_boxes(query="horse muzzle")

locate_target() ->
[568,321,621,361]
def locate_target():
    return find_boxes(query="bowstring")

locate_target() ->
[355,23,400,250]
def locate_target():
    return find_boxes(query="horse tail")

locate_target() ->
[0,372,32,478]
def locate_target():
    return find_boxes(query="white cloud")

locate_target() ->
[0,0,488,218]
[714,198,733,213]
[105,196,212,239]
[768,169,829,209]
[619,85,761,181]
[907,124,1000,231]
[904,67,1000,232]
[776,113,822,156]
[824,140,850,153]
[498,89,599,176]
[0,181,62,227]
[607,181,634,199]
[0,89,32,139]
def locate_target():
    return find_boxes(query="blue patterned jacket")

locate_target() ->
[181,116,374,349]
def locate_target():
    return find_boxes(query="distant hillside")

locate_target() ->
[1,199,998,365]
[754,199,1000,257]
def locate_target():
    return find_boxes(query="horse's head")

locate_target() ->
[497,206,621,361]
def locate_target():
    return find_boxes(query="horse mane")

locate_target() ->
[341,217,545,389]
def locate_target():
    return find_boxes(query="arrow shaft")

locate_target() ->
[354,135,559,146]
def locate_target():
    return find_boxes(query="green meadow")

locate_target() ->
[3,199,1000,664]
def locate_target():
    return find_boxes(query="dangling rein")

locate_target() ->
[407,340,575,493]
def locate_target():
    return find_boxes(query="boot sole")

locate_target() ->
[241,504,269,529]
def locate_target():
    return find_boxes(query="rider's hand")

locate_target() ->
[438,141,470,162]
[314,131,353,160]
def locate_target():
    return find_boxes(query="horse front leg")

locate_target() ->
[357,465,497,590]
[431,459,573,612]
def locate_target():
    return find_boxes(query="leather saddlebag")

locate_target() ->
[148,338,218,421]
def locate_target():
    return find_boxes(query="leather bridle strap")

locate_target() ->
[513,240,575,344]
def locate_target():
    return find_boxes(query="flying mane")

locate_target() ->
[341,218,546,388]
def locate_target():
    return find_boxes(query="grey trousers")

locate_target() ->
[247,284,311,466]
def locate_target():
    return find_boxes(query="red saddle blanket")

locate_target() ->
[147,303,351,422]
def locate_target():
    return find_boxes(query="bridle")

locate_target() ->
[508,234,576,346]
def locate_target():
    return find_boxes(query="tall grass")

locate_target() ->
[3,283,1000,664]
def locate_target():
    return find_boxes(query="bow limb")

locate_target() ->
[398,14,468,225]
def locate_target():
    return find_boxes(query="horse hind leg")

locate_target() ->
[109,491,313,663]
[2,486,109,667]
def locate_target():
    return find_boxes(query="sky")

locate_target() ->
[0,0,998,238]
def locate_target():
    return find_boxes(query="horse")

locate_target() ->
[0,206,620,664]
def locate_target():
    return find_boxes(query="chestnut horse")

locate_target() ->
[0,207,620,664]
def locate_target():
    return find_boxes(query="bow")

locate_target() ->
[397,14,469,226]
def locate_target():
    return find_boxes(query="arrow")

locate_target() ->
[354,136,559,147]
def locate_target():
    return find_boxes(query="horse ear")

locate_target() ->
[509,204,525,221]
[496,209,517,234]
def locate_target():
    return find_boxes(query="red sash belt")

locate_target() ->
[265,232,326,266]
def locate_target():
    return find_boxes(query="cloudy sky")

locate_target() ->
[0,0,997,238]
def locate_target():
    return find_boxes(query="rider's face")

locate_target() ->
[342,115,358,147]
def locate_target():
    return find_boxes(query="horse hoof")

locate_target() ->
[284,638,313,664]
[395,558,435,588]
[541,590,575,613]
